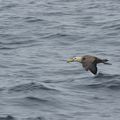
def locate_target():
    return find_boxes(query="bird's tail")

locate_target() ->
[102,59,112,65]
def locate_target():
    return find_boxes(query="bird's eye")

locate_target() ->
[83,57,85,60]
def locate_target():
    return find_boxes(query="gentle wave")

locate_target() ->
[72,73,120,90]
[102,22,120,30]
[0,115,45,120]
[42,33,69,39]
[24,116,45,120]
[25,96,49,103]
[0,115,15,120]
[24,17,47,23]
[86,80,120,90]
[94,73,120,79]
[0,3,18,11]
[24,96,62,107]
[89,73,120,89]
[9,82,59,92]
[0,42,41,50]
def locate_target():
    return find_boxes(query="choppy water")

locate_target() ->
[0,0,120,119]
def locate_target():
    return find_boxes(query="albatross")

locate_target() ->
[67,55,111,75]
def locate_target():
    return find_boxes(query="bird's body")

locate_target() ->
[67,55,111,75]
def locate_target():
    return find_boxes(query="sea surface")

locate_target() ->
[0,0,120,120]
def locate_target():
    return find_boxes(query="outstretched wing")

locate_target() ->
[82,56,97,74]
[88,63,97,74]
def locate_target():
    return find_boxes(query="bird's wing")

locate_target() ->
[88,63,97,74]
[82,57,97,74]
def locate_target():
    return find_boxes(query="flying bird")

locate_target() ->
[67,55,111,75]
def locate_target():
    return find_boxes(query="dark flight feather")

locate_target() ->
[88,63,97,74]
[81,55,97,74]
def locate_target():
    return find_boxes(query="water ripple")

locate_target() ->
[0,0,120,119]
[25,96,49,103]
[9,82,58,93]
[0,115,15,120]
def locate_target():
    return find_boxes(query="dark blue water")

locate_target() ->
[0,0,120,119]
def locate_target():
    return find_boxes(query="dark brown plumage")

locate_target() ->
[81,55,108,74]
[67,55,110,75]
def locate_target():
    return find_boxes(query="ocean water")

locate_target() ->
[0,0,120,119]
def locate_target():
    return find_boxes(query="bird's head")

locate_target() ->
[67,56,82,63]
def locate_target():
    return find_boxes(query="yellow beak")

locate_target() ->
[67,58,74,63]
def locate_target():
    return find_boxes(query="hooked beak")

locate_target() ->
[67,58,74,63]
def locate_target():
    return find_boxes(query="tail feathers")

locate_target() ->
[102,59,108,63]
[102,59,112,65]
